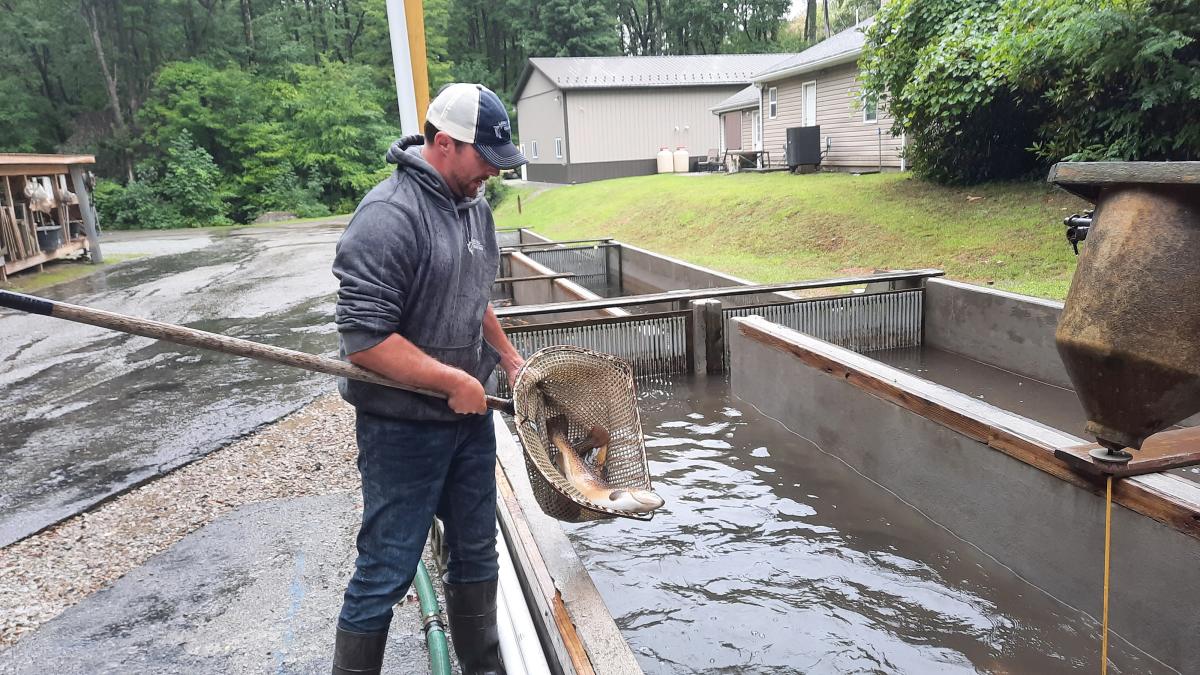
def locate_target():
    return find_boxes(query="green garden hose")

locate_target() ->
[415,560,452,675]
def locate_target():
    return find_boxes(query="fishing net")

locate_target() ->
[511,345,656,522]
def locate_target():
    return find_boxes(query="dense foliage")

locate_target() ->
[0,0,861,226]
[862,0,1200,184]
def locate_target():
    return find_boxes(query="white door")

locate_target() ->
[752,110,762,151]
[803,81,817,126]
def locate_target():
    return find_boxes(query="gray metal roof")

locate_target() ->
[517,54,792,97]
[710,85,760,113]
[752,18,873,83]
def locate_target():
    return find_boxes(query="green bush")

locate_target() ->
[157,130,230,226]
[860,0,1043,183]
[861,0,1200,184]
[249,170,331,220]
[484,177,512,207]
[93,179,184,230]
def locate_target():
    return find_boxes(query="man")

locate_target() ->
[330,83,526,675]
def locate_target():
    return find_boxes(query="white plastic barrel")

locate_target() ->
[656,147,674,173]
[672,147,690,173]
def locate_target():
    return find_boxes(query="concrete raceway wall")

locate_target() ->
[728,315,1200,671]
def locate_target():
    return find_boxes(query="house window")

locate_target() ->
[531,140,539,159]
[863,96,878,123]
[555,137,563,158]
[768,87,778,119]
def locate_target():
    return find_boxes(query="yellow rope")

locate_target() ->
[1101,474,1113,675]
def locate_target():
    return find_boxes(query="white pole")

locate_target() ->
[496,527,552,675]
[384,0,420,136]
[495,576,530,675]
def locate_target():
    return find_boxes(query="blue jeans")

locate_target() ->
[337,410,499,633]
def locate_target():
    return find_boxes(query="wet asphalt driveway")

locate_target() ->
[0,223,347,547]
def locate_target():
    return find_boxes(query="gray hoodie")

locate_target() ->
[332,139,500,421]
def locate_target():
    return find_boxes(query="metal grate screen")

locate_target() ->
[495,311,691,396]
[496,229,524,247]
[723,289,923,366]
[524,246,612,296]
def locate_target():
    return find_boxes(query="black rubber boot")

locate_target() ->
[443,579,505,675]
[331,626,389,675]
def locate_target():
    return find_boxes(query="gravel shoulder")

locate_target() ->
[0,392,359,648]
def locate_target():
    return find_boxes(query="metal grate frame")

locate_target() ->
[495,310,692,397]
[723,289,923,367]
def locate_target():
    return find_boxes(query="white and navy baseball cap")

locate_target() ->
[426,83,527,170]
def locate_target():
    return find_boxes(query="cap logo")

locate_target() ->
[493,120,511,141]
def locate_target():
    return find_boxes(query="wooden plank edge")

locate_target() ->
[2,239,87,275]
[734,316,1200,542]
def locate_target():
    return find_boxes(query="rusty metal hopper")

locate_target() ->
[1050,162,1200,452]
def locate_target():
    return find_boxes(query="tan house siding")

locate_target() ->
[760,61,903,169]
[516,70,567,167]
[565,86,740,164]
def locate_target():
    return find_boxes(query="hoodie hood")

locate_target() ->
[385,138,484,212]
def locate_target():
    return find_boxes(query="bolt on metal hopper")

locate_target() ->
[1050,162,1200,463]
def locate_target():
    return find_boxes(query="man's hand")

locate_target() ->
[447,370,488,415]
[501,353,526,384]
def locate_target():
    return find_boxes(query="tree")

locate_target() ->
[423,0,456,93]
[615,0,791,55]
[287,61,395,210]
[523,0,621,57]
[616,0,664,55]
[828,0,879,32]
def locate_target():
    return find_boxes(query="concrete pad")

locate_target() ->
[0,493,439,674]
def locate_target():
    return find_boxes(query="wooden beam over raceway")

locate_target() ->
[728,315,1200,671]
[515,230,806,308]
[504,248,629,323]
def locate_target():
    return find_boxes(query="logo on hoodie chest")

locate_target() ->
[466,238,485,255]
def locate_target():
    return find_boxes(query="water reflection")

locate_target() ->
[563,376,1163,674]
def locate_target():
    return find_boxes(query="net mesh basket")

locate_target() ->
[511,345,655,522]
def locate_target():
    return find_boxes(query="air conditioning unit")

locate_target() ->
[786,126,821,168]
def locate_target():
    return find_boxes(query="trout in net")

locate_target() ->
[547,415,664,514]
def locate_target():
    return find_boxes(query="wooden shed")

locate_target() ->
[0,154,103,282]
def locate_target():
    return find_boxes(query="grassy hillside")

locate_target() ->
[493,172,1090,299]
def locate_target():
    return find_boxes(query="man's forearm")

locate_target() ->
[347,333,470,395]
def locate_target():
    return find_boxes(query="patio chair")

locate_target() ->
[697,148,722,172]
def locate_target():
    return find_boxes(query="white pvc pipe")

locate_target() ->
[384,0,419,135]
[496,527,552,675]
[495,579,529,675]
